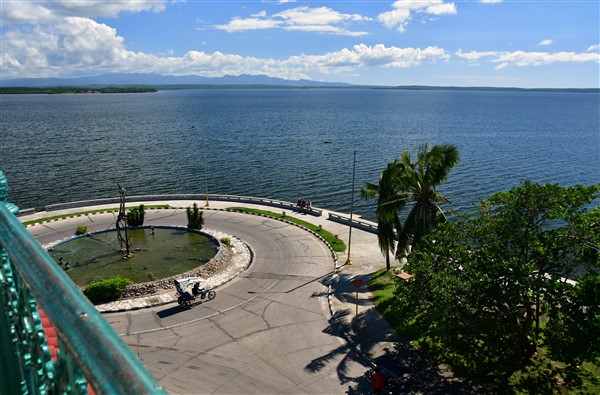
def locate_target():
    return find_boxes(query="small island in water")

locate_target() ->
[0,87,157,94]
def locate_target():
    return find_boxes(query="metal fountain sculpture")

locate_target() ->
[116,184,132,259]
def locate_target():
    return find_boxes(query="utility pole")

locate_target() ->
[345,150,356,265]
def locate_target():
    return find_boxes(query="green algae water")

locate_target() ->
[49,227,219,286]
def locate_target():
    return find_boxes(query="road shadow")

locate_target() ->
[306,272,491,394]
[304,310,369,385]
[156,303,202,318]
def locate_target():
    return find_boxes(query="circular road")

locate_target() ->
[29,207,368,394]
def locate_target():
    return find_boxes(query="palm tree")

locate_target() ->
[363,143,460,264]
[395,143,460,256]
[361,161,408,270]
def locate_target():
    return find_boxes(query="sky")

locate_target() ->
[1,0,599,88]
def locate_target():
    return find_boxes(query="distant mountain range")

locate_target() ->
[0,73,353,88]
[2,73,597,93]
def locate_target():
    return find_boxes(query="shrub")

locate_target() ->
[127,204,145,226]
[75,224,88,235]
[220,237,232,246]
[83,276,133,304]
[186,203,204,229]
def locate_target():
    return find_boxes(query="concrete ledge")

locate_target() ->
[328,213,377,234]
[43,194,323,217]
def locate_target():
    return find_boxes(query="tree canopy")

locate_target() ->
[393,181,599,388]
[362,143,460,268]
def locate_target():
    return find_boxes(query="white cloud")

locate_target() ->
[493,50,600,67]
[1,0,166,24]
[1,18,129,76]
[456,49,498,60]
[480,0,503,3]
[252,11,268,18]
[456,49,600,68]
[214,16,281,32]
[0,23,448,80]
[539,39,553,46]
[378,0,457,33]
[275,6,368,25]
[214,6,370,35]
[587,44,600,52]
[281,44,449,74]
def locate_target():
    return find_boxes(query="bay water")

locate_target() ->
[1,89,598,220]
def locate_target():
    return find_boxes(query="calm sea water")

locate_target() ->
[1,89,598,220]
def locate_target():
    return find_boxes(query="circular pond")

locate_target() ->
[48,226,219,286]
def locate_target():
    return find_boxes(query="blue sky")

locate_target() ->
[1,1,598,87]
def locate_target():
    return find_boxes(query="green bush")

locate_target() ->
[75,224,88,235]
[83,276,133,304]
[186,203,204,229]
[127,204,145,226]
[220,237,232,246]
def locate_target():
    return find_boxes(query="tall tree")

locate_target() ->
[395,143,460,255]
[361,161,407,270]
[362,143,460,263]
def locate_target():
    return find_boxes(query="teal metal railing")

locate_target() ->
[0,171,167,395]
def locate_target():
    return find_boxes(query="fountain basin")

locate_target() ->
[48,226,219,286]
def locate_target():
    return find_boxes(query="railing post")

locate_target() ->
[0,170,167,394]
[0,170,31,395]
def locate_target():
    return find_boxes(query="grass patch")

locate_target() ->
[368,268,600,394]
[367,269,407,332]
[21,205,171,226]
[226,206,346,252]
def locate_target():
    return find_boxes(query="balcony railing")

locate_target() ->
[0,171,167,395]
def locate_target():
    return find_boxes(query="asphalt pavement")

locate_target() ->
[20,198,482,394]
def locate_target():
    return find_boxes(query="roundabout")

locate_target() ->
[24,200,381,394]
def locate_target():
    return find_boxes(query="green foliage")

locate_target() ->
[186,203,204,229]
[220,237,232,246]
[392,182,599,390]
[126,204,146,226]
[361,143,460,264]
[545,272,600,364]
[83,276,133,304]
[226,206,346,252]
[75,224,88,235]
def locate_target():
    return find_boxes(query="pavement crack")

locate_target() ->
[241,300,274,330]
[207,316,236,340]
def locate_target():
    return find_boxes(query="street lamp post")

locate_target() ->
[345,150,356,266]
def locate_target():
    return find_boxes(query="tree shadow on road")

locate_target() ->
[306,273,491,394]
[304,309,369,385]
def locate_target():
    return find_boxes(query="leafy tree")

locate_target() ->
[126,204,145,226]
[485,182,599,343]
[395,182,599,381]
[186,202,204,230]
[545,271,600,365]
[362,143,460,263]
